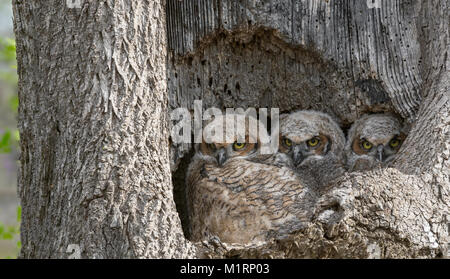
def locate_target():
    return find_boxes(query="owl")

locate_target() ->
[345,114,406,171]
[186,113,316,244]
[278,110,346,189]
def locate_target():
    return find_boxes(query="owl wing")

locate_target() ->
[296,154,346,190]
[200,159,317,240]
[187,160,272,243]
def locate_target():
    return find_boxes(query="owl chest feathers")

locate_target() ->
[186,157,314,243]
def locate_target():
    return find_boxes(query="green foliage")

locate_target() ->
[0,129,12,153]
[9,94,19,113]
[0,128,19,154]
[0,3,19,260]
[16,206,21,223]
[0,223,17,240]
[0,37,19,154]
[0,206,21,259]
[0,37,16,64]
[0,37,17,86]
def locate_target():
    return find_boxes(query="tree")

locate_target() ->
[13,0,448,258]
[13,0,194,259]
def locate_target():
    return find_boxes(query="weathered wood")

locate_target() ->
[168,0,449,258]
[167,0,424,120]
[198,169,447,259]
[12,0,448,259]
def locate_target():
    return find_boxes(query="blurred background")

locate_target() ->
[0,0,20,259]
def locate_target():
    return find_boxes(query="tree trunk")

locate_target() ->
[13,0,195,258]
[167,0,449,258]
[13,0,448,258]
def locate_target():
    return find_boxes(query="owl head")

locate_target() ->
[196,113,262,166]
[279,110,345,167]
[345,113,406,171]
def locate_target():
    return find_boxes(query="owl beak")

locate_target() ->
[292,145,306,166]
[376,145,385,162]
[217,149,227,166]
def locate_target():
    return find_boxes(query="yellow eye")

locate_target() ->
[362,140,373,150]
[233,142,246,150]
[283,138,292,147]
[389,139,400,148]
[307,137,320,147]
[208,143,216,151]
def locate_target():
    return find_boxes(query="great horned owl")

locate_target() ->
[186,113,316,244]
[278,110,346,189]
[345,113,406,171]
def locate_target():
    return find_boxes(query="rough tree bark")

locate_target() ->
[13,0,195,258]
[13,0,448,258]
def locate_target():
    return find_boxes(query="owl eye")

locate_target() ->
[283,138,292,147]
[361,140,373,150]
[208,143,216,151]
[233,142,246,150]
[307,137,320,147]
[389,138,401,148]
